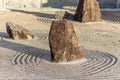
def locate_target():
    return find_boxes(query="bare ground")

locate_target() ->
[0,10,120,80]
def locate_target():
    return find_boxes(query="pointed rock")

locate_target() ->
[49,19,83,63]
[74,0,101,23]
[6,21,34,40]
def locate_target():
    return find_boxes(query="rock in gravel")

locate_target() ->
[6,21,34,40]
[55,11,74,20]
[74,0,101,23]
[49,19,83,63]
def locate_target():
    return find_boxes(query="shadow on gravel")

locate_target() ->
[8,9,54,19]
[0,39,51,64]
[0,32,9,39]
[0,37,118,75]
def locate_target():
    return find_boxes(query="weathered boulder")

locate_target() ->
[49,19,83,63]
[6,21,34,40]
[55,11,74,20]
[74,0,101,23]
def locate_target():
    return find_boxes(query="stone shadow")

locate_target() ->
[8,9,54,19]
[0,39,51,64]
[0,32,9,39]
[0,34,118,74]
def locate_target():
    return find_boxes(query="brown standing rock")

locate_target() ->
[74,0,101,23]
[49,19,83,63]
[6,21,34,40]
[55,11,74,20]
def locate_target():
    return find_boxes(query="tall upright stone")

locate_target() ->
[49,19,83,63]
[74,0,101,23]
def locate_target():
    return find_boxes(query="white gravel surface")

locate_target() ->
[0,11,119,80]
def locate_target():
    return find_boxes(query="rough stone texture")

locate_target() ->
[55,11,74,20]
[6,21,34,40]
[74,0,101,23]
[49,19,83,63]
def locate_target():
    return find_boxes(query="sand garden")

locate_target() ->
[0,10,119,80]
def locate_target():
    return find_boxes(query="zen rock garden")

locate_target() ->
[0,0,119,79]
[5,0,102,63]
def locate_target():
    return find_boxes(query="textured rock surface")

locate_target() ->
[6,21,34,40]
[55,11,74,20]
[49,19,83,63]
[74,0,101,23]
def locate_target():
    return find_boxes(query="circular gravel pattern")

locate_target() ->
[12,49,118,79]
[33,31,49,45]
